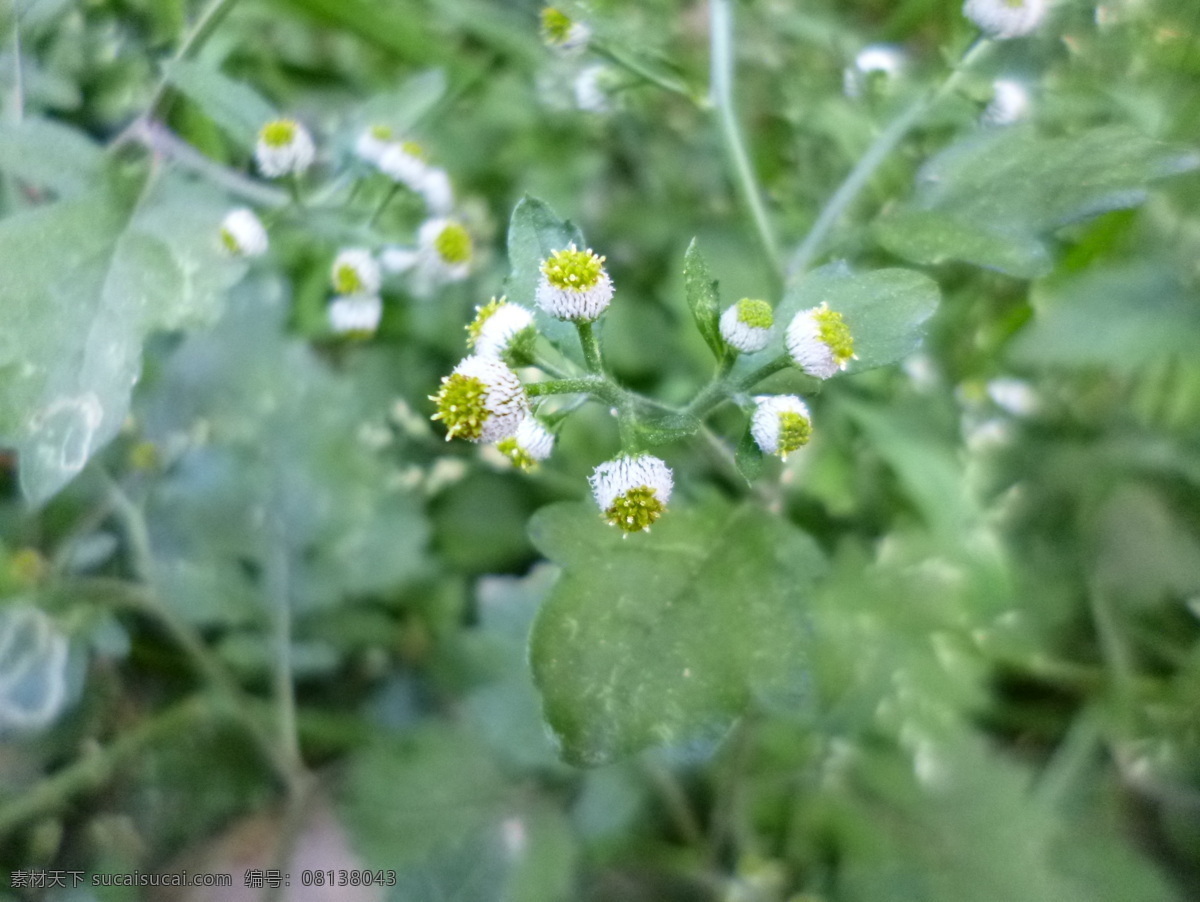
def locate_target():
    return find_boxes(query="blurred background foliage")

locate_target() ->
[0,0,1199,900]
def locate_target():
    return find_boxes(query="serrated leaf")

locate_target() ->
[163,59,278,147]
[504,196,586,367]
[683,238,724,358]
[874,124,1200,277]
[741,263,939,379]
[528,499,824,766]
[0,172,247,504]
[0,118,103,197]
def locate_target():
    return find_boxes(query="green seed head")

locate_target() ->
[497,437,538,471]
[541,7,574,44]
[467,298,505,347]
[604,486,666,533]
[542,245,605,291]
[736,298,773,330]
[815,305,854,366]
[259,119,298,148]
[777,411,812,457]
[435,223,472,264]
[430,373,488,440]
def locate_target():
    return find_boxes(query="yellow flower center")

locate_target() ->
[815,305,854,366]
[333,263,366,295]
[9,548,47,586]
[542,246,605,291]
[260,119,298,148]
[369,124,394,140]
[777,411,812,457]
[435,223,472,264]
[400,140,426,159]
[430,373,488,440]
[467,298,505,347]
[604,486,665,532]
[541,7,574,44]
[497,437,538,471]
[219,226,241,254]
[736,298,773,329]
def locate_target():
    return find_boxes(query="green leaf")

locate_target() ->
[0,118,103,197]
[874,125,1200,277]
[0,172,246,504]
[163,59,278,147]
[359,69,448,134]
[634,409,701,446]
[747,263,939,378]
[528,499,824,766]
[735,424,765,484]
[682,238,724,359]
[504,196,586,366]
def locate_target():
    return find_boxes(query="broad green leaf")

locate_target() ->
[0,172,246,504]
[1010,263,1200,371]
[504,196,586,366]
[743,263,940,379]
[359,69,448,134]
[162,60,278,147]
[528,499,824,766]
[682,238,724,359]
[874,125,1200,277]
[0,118,103,197]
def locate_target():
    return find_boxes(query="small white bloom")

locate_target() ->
[328,294,383,337]
[380,246,420,274]
[496,417,555,470]
[376,140,429,189]
[219,208,268,257]
[541,7,590,55]
[785,303,856,380]
[431,355,529,443]
[573,64,613,113]
[331,248,382,295]
[535,244,614,322]
[354,124,396,166]
[844,44,906,98]
[720,298,774,353]
[255,118,315,178]
[418,167,455,215]
[982,78,1031,126]
[986,377,1039,416]
[418,217,473,282]
[751,395,813,459]
[963,0,1048,40]
[589,454,674,533]
[468,298,536,357]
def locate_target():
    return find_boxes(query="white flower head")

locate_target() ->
[720,298,774,353]
[751,395,813,459]
[535,244,614,322]
[219,208,268,257]
[589,454,674,533]
[418,167,455,215]
[963,0,1048,40]
[785,302,856,379]
[331,248,382,295]
[354,124,396,166]
[844,44,906,98]
[419,217,473,282]
[431,355,529,443]
[541,7,591,55]
[377,139,431,190]
[574,64,614,113]
[328,294,383,338]
[496,417,555,470]
[255,118,315,178]
[468,298,536,357]
[982,78,1031,126]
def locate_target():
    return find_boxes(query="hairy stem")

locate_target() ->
[576,321,605,374]
[710,0,782,281]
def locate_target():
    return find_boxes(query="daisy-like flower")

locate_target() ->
[720,298,774,354]
[843,44,906,98]
[377,139,430,189]
[541,6,590,54]
[785,302,856,379]
[328,294,383,338]
[467,297,537,358]
[573,64,614,113]
[751,395,813,459]
[331,248,382,296]
[589,454,674,533]
[495,417,555,470]
[218,208,268,257]
[431,355,529,443]
[536,244,614,322]
[963,0,1048,40]
[419,217,473,282]
[418,167,454,215]
[255,118,315,178]
[354,124,396,166]
[982,78,1031,126]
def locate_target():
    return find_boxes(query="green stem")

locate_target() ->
[575,321,605,374]
[786,37,992,279]
[266,527,301,772]
[592,41,698,102]
[0,696,217,838]
[368,182,401,226]
[710,0,782,280]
